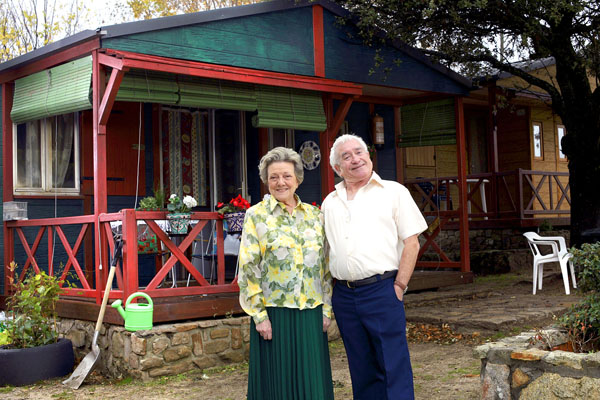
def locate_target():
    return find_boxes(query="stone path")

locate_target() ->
[404,272,581,335]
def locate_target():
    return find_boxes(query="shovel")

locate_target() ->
[63,239,123,390]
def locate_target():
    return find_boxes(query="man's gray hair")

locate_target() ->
[258,146,304,184]
[329,134,369,171]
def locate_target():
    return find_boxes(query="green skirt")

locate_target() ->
[248,306,334,400]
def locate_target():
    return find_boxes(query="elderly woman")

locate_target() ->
[238,147,334,400]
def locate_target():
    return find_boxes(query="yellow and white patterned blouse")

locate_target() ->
[238,194,332,324]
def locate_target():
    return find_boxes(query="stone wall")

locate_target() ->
[57,316,341,380]
[420,228,570,275]
[474,328,600,399]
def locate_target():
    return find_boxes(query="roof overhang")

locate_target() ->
[99,49,363,96]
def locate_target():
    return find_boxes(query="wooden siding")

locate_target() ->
[322,10,467,94]
[82,102,146,197]
[497,105,530,172]
[530,107,570,217]
[102,8,315,77]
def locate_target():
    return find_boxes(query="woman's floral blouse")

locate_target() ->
[238,194,332,324]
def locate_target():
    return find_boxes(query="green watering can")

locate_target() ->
[111,292,153,331]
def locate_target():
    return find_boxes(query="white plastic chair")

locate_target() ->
[523,232,577,295]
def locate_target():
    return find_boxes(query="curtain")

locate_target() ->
[162,109,207,206]
[52,114,74,188]
[18,121,42,188]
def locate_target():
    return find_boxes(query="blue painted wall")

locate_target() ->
[323,9,468,95]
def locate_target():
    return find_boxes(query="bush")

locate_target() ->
[4,263,64,349]
[559,242,600,352]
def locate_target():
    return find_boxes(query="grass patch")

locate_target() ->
[115,376,133,386]
[204,361,249,375]
[0,387,14,394]
[50,391,75,399]
[474,273,522,286]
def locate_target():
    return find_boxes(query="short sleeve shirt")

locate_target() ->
[321,172,428,281]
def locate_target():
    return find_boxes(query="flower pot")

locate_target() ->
[0,338,74,386]
[224,212,245,233]
[167,212,191,234]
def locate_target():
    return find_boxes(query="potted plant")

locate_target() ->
[216,194,251,233]
[166,193,198,234]
[0,262,74,386]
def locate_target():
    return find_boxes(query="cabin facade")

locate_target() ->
[0,0,475,323]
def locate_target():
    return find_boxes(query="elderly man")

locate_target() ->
[321,134,428,400]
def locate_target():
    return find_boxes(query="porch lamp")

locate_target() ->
[372,114,385,149]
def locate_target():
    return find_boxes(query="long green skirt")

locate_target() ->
[247,306,334,400]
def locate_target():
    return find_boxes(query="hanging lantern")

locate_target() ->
[372,114,385,147]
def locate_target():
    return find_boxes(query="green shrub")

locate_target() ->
[4,264,64,349]
[559,242,600,352]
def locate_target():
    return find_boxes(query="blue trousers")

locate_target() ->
[332,277,414,400]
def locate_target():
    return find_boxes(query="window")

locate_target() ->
[557,124,567,160]
[532,122,543,160]
[13,113,80,195]
[268,128,294,149]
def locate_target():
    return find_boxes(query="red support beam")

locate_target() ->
[2,82,15,292]
[102,49,362,96]
[98,68,125,126]
[394,106,405,183]
[455,96,470,273]
[312,5,325,77]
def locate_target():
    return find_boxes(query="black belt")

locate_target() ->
[337,270,397,289]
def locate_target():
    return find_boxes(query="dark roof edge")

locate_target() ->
[0,30,99,73]
[100,0,348,39]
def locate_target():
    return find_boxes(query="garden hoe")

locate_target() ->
[62,238,123,390]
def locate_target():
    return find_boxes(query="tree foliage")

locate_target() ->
[126,0,264,20]
[334,0,600,242]
[0,0,85,63]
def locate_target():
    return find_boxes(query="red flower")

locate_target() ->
[217,202,224,208]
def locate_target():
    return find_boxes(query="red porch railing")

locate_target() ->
[3,210,237,304]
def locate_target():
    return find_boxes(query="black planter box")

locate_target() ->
[0,338,74,386]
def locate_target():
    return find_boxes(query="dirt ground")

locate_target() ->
[0,332,481,400]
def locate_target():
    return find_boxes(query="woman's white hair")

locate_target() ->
[329,134,369,172]
[258,146,304,184]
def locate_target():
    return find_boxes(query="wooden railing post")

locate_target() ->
[123,209,139,301]
[518,169,524,220]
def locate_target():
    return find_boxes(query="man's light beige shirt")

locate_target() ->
[322,172,428,281]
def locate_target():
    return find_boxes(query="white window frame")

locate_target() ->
[531,121,544,160]
[556,124,567,161]
[12,113,81,196]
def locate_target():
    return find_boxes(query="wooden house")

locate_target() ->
[0,0,475,323]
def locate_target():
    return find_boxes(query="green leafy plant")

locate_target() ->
[538,219,554,232]
[3,262,64,349]
[559,242,600,352]
[138,196,160,211]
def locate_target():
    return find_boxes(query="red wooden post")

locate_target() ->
[92,50,109,303]
[216,219,225,285]
[312,5,325,78]
[394,106,405,184]
[455,97,470,273]
[123,209,139,301]
[2,82,15,291]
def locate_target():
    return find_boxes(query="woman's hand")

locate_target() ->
[256,319,272,340]
[323,316,331,333]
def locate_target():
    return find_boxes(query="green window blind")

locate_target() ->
[116,70,179,104]
[11,56,92,124]
[178,77,256,111]
[253,86,326,132]
[399,98,456,147]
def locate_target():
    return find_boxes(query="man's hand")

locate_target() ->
[393,284,404,301]
[256,319,272,340]
[323,316,331,333]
